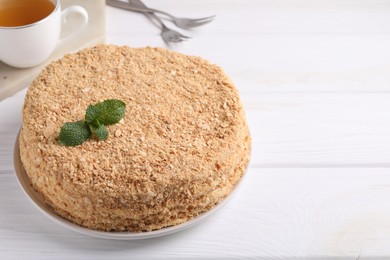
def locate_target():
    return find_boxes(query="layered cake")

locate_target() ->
[19,45,251,232]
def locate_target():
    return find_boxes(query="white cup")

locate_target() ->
[0,0,88,68]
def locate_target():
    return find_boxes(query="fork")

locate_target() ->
[126,0,215,30]
[154,15,191,44]
[106,0,191,44]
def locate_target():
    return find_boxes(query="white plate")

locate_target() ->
[13,131,246,240]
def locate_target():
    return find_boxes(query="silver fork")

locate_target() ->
[159,18,191,44]
[107,0,191,44]
[126,0,215,29]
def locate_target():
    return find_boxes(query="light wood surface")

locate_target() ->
[1,0,390,259]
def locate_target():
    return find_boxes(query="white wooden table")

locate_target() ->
[1,0,390,259]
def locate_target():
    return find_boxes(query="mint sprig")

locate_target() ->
[59,99,126,146]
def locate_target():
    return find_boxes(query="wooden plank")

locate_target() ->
[243,92,390,166]
[2,168,390,259]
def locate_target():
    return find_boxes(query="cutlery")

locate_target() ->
[107,0,191,43]
[126,0,215,30]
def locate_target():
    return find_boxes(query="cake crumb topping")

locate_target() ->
[19,45,251,232]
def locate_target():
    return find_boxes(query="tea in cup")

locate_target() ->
[0,0,88,68]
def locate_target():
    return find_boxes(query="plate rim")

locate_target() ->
[13,129,246,240]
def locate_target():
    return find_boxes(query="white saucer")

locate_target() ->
[13,131,245,240]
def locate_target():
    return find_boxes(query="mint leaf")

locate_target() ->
[94,99,126,125]
[59,121,91,146]
[85,104,101,126]
[90,123,109,141]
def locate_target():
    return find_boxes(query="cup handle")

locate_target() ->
[60,6,89,42]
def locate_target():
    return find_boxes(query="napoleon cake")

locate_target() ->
[19,44,251,232]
